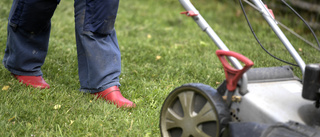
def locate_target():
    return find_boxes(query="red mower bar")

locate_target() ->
[216,50,254,91]
[180,10,198,17]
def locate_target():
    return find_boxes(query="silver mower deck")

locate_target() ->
[230,66,320,126]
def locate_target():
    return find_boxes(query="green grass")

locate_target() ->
[0,0,319,136]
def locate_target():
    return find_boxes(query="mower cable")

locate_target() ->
[280,0,320,51]
[243,0,320,51]
[239,0,299,67]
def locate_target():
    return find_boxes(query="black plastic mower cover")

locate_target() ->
[302,64,320,102]
[226,121,320,137]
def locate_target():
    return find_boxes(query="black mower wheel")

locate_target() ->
[160,83,230,137]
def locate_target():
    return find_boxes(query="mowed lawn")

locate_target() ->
[0,0,319,136]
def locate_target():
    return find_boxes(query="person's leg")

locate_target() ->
[74,0,121,92]
[74,0,135,108]
[3,0,60,88]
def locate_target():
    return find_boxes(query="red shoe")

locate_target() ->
[14,75,50,89]
[94,86,136,108]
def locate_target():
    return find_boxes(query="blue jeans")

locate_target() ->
[3,0,121,93]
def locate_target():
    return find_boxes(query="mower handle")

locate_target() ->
[216,50,254,91]
[179,0,250,94]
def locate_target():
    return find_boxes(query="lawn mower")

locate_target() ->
[159,0,320,137]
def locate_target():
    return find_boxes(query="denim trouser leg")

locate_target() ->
[74,0,121,93]
[3,0,59,76]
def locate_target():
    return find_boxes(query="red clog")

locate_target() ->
[94,86,136,108]
[14,75,50,89]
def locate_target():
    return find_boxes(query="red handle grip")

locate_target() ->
[216,50,254,91]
